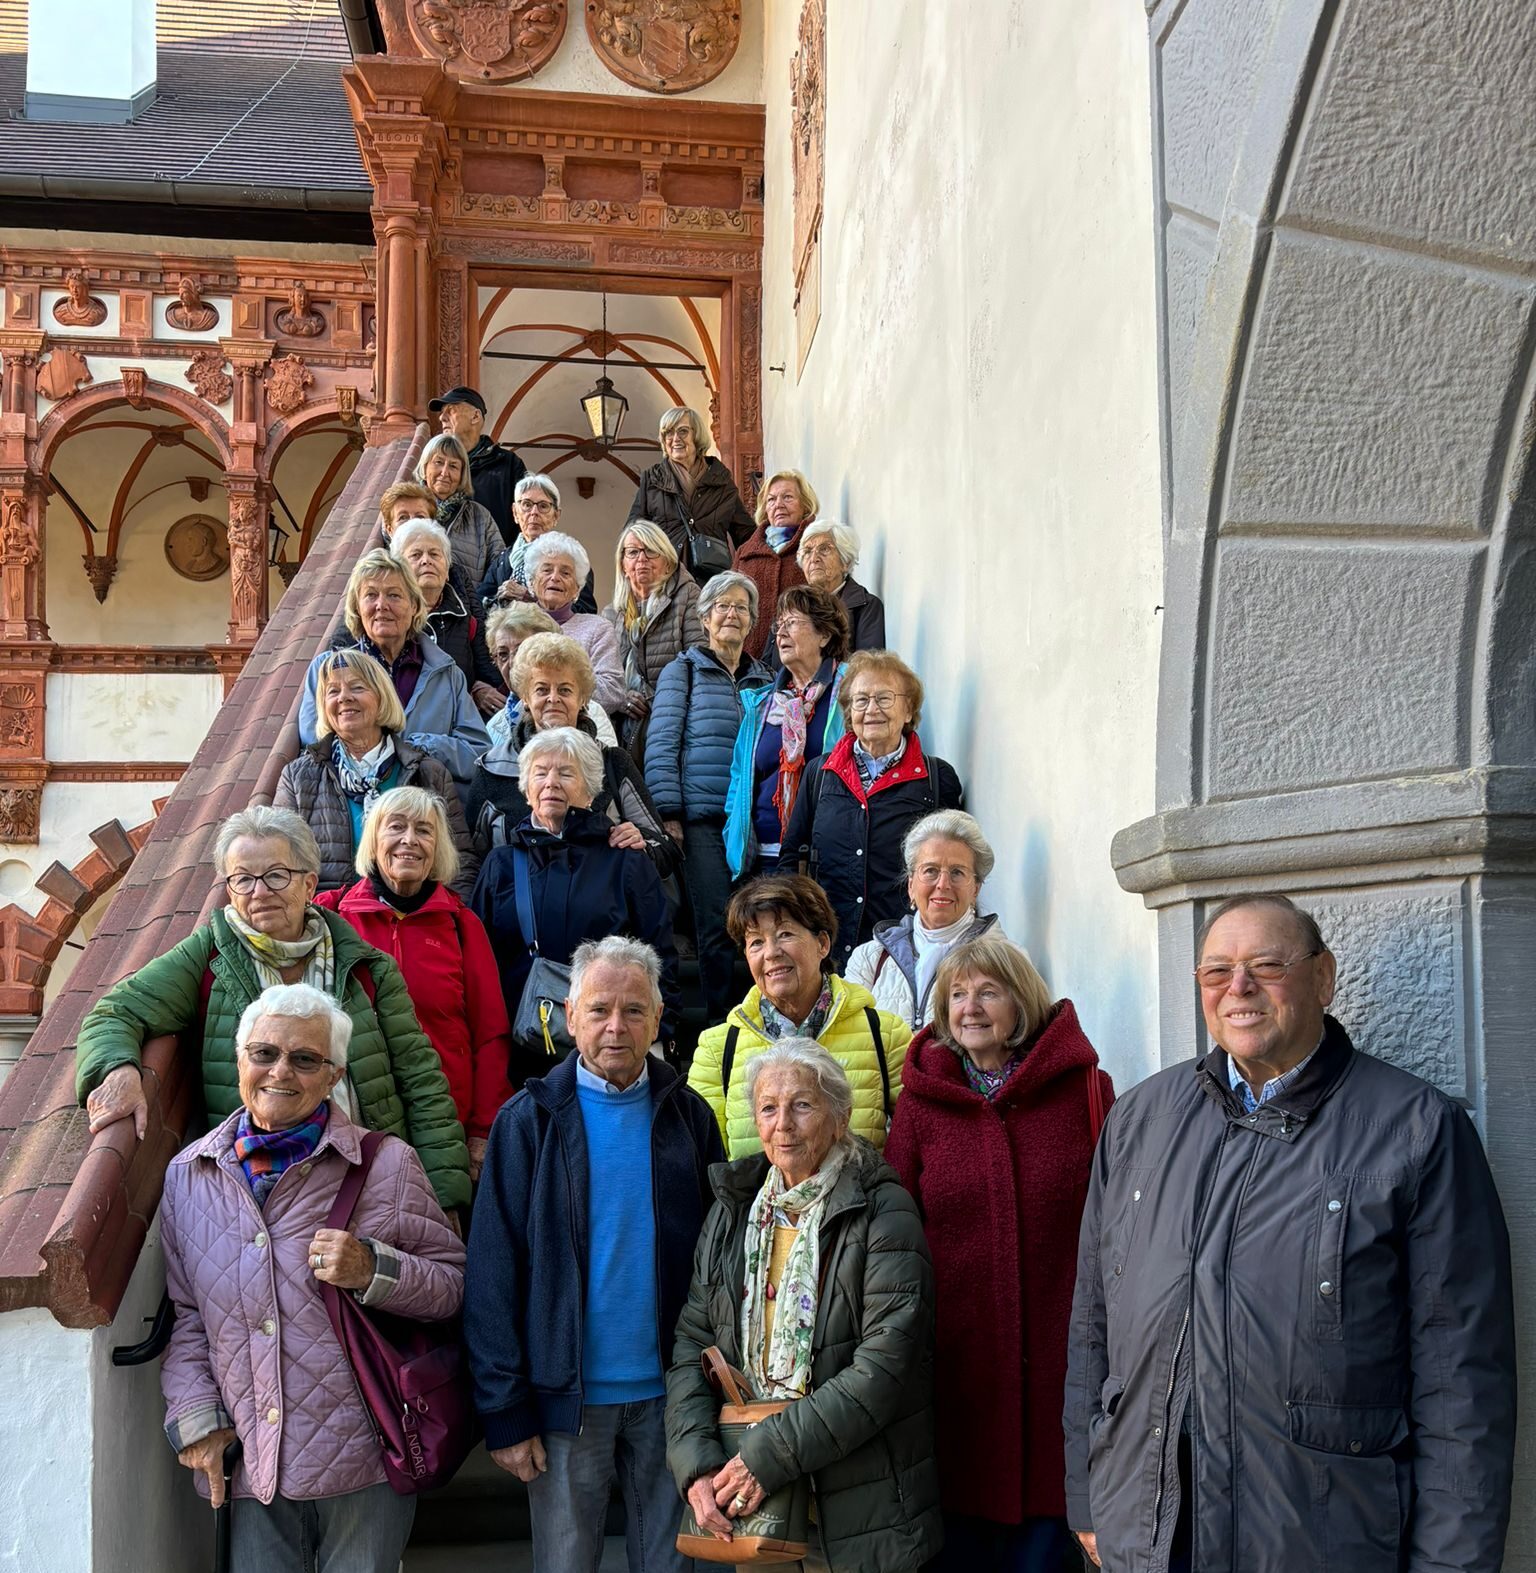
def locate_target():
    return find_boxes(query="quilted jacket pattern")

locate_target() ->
[160,1106,464,1504]
[74,905,471,1209]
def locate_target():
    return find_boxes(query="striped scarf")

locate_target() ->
[224,908,337,995]
[234,1102,330,1208]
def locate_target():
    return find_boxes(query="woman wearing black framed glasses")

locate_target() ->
[74,804,470,1214]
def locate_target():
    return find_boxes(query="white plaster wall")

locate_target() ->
[46,673,222,761]
[27,0,155,103]
[759,0,1164,1082]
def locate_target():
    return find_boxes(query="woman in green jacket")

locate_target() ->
[666,1038,942,1571]
[76,805,470,1211]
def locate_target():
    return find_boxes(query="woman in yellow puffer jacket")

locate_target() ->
[690,873,911,1155]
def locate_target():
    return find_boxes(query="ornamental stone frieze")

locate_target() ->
[585,0,743,94]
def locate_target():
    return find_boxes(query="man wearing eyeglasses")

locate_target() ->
[1064,893,1516,1573]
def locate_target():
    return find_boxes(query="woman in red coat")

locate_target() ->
[315,784,511,1182]
[885,935,1113,1573]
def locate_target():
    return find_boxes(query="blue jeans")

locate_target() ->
[529,1398,690,1573]
[229,1481,415,1572]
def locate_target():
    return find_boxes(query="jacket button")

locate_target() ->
[1113,1264,1123,1276]
[1348,1440,1362,1454]
[253,1233,267,1248]
[1318,1281,1335,1297]
[1133,1190,1142,1202]
[1327,1199,1342,1213]
[266,1407,280,1424]
[1153,1426,1162,1438]
[260,1319,275,1337]
[298,1164,311,1177]
[855,896,863,904]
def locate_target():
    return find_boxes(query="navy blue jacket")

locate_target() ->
[469,806,680,1072]
[465,1052,725,1448]
[644,644,773,823]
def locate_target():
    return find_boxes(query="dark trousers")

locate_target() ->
[935,1513,1074,1573]
[683,818,738,1022]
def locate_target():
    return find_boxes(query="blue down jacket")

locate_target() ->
[644,644,773,823]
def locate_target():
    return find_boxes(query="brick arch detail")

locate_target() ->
[0,808,161,1017]
[34,380,234,477]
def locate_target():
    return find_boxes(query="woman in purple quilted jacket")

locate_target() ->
[159,981,465,1571]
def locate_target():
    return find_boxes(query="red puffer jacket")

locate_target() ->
[885,1005,1113,1523]
[316,880,512,1139]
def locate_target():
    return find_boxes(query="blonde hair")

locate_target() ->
[414,432,473,499]
[312,648,407,736]
[753,468,819,529]
[486,602,559,648]
[379,481,436,530]
[931,937,1055,1052]
[659,405,710,455]
[610,519,681,616]
[839,649,924,731]
[509,631,598,707]
[354,785,460,887]
[343,549,428,640]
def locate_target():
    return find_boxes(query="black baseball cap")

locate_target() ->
[428,386,487,414]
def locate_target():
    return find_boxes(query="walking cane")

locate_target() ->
[213,1437,243,1573]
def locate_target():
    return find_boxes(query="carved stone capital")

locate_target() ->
[83,554,118,604]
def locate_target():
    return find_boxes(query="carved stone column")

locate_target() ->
[225,487,269,646]
[0,487,41,641]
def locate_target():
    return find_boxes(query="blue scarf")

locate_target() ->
[233,1103,330,1209]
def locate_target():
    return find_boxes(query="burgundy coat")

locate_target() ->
[733,521,808,659]
[885,1004,1113,1523]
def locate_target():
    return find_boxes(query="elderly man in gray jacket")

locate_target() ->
[1064,893,1516,1573]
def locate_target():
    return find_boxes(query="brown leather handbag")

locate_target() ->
[675,1348,812,1566]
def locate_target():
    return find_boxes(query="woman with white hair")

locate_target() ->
[470,728,679,1079]
[845,810,1002,1028]
[797,520,887,653]
[478,473,599,614]
[391,516,504,717]
[523,531,625,714]
[75,804,471,1210]
[625,405,756,574]
[666,1038,942,1572]
[316,787,511,1182]
[414,430,499,587]
[602,518,705,768]
[297,549,490,788]
[159,981,464,1568]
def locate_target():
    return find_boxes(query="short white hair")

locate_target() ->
[524,531,591,587]
[391,517,453,562]
[903,810,995,884]
[799,520,860,571]
[515,473,561,509]
[236,982,353,1068]
[568,936,663,1013]
[517,725,605,797]
[743,1038,856,1142]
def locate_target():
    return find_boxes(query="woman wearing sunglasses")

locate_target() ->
[74,804,471,1214]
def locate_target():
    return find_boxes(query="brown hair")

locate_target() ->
[931,936,1055,1051]
[725,873,839,965]
[839,649,924,730]
[379,481,436,529]
[775,584,850,664]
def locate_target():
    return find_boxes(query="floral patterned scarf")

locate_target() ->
[764,667,828,840]
[740,1144,848,1399]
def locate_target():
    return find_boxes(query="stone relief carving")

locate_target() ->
[585,0,742,94]
[0,786,42,843]
[264,353,314,415]
[167,277,219,333]
[791,0,825,291]
[569,199,640,224]
[275,283,325,338]
[36,346,93,402]
[0,685,37,751]
[408,0,567,82]
[52,269,107,328]
[83,554,119,603]
[164,516,229,583]
[437,270,464,401]
[737,281,761,429]
[226,495,267,637]
[122,366,149,410]
[666,205,747,233]
[457,192,541,220]
[1,497,37,566]
[187,346,233,405]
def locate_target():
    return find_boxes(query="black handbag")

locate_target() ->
[509,847,574,1060]
[677,495,734,580]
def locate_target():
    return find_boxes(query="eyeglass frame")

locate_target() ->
[238,1042,337,1075]
[223,867,304,896]
[1193,951,1322,990]
[848,691,903,714]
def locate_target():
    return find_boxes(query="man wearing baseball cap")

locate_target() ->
[429,386,526,547]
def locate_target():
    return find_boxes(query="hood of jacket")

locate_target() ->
[900,1000,1099,1110]
[681,642,773,688]
[506,802,613,851]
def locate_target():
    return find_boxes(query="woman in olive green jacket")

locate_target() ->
[75,805,470,1211]
[666,1039,942,1572]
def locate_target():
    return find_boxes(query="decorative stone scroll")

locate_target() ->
[407,0,567,82]
[585,0,742,94]
[52,270,107,329]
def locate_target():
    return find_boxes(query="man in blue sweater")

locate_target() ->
[465,935,725,1570]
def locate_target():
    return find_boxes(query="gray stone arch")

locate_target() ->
[1113,0,1536,1553]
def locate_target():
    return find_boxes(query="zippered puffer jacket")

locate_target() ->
[778,733,965,969]
[603,566,705,770]
[666,1142,944,1573]
[160,1106,464,1504]
[273,736,478,893]
[1064,1018,1517,1573]
[626,456,757,563]
[644,644,773,823]
[845,910,999,1028]
[313,880,512,1137]
[688,973,910,1156]
[424,571,502,693]
[73,904,471,1209]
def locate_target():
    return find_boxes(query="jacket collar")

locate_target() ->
[337,878,459,919]
[840,576,870,610]
[708,1138,883,1224]
[824,730,929,803]
[509,803,614,848]
[730,972,868,1036]
[688,643,773,686]
[428,577,470,623]
[902,1000,1100,1108]
[480,710,599,773]
[524,1047,685,1115]
[1195,1013,1355,1125]
[306,731,427,771]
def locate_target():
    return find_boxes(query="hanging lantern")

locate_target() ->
[579,293,628,447]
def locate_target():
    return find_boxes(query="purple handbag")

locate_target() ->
[320,1130,478,1495]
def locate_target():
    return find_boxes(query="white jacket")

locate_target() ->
[845,910,1000,1029]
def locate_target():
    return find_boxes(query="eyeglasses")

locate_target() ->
[711,601,752,618]
[241,1043,334,1075]
[224,868,301,896]
[774,615,814,635]
[849,692,901,714]
[1193,952,1320,990]
[517,499,555,514]
[622,546,663,561]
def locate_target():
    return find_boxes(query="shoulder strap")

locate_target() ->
[323,1129,387,1232]
[720,1024,740,1104]
[197,961,215,1029]
[1086,1065,1106,1144]
[872,948,890,984]
[511,847,540,954]
[866,1006,891,1120]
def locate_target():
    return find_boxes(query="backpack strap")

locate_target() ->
[1086,1065,1107,1145]
[323,1129,387,1232]
[720,1024,741,1106]
[511,847,540,955]
[865,1006,891,1121]
[872,948,891,984]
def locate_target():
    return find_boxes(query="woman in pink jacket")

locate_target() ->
[160,981,464,1571]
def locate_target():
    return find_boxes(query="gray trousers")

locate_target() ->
[229,1481,415,1573]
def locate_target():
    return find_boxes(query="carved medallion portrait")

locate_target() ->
[165,514,231,583]
[408,0,567,82]
[585,0,742,94]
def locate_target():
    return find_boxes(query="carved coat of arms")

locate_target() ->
[409,0,567,81]
[586,0,742,93]
[264,354,314,416]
